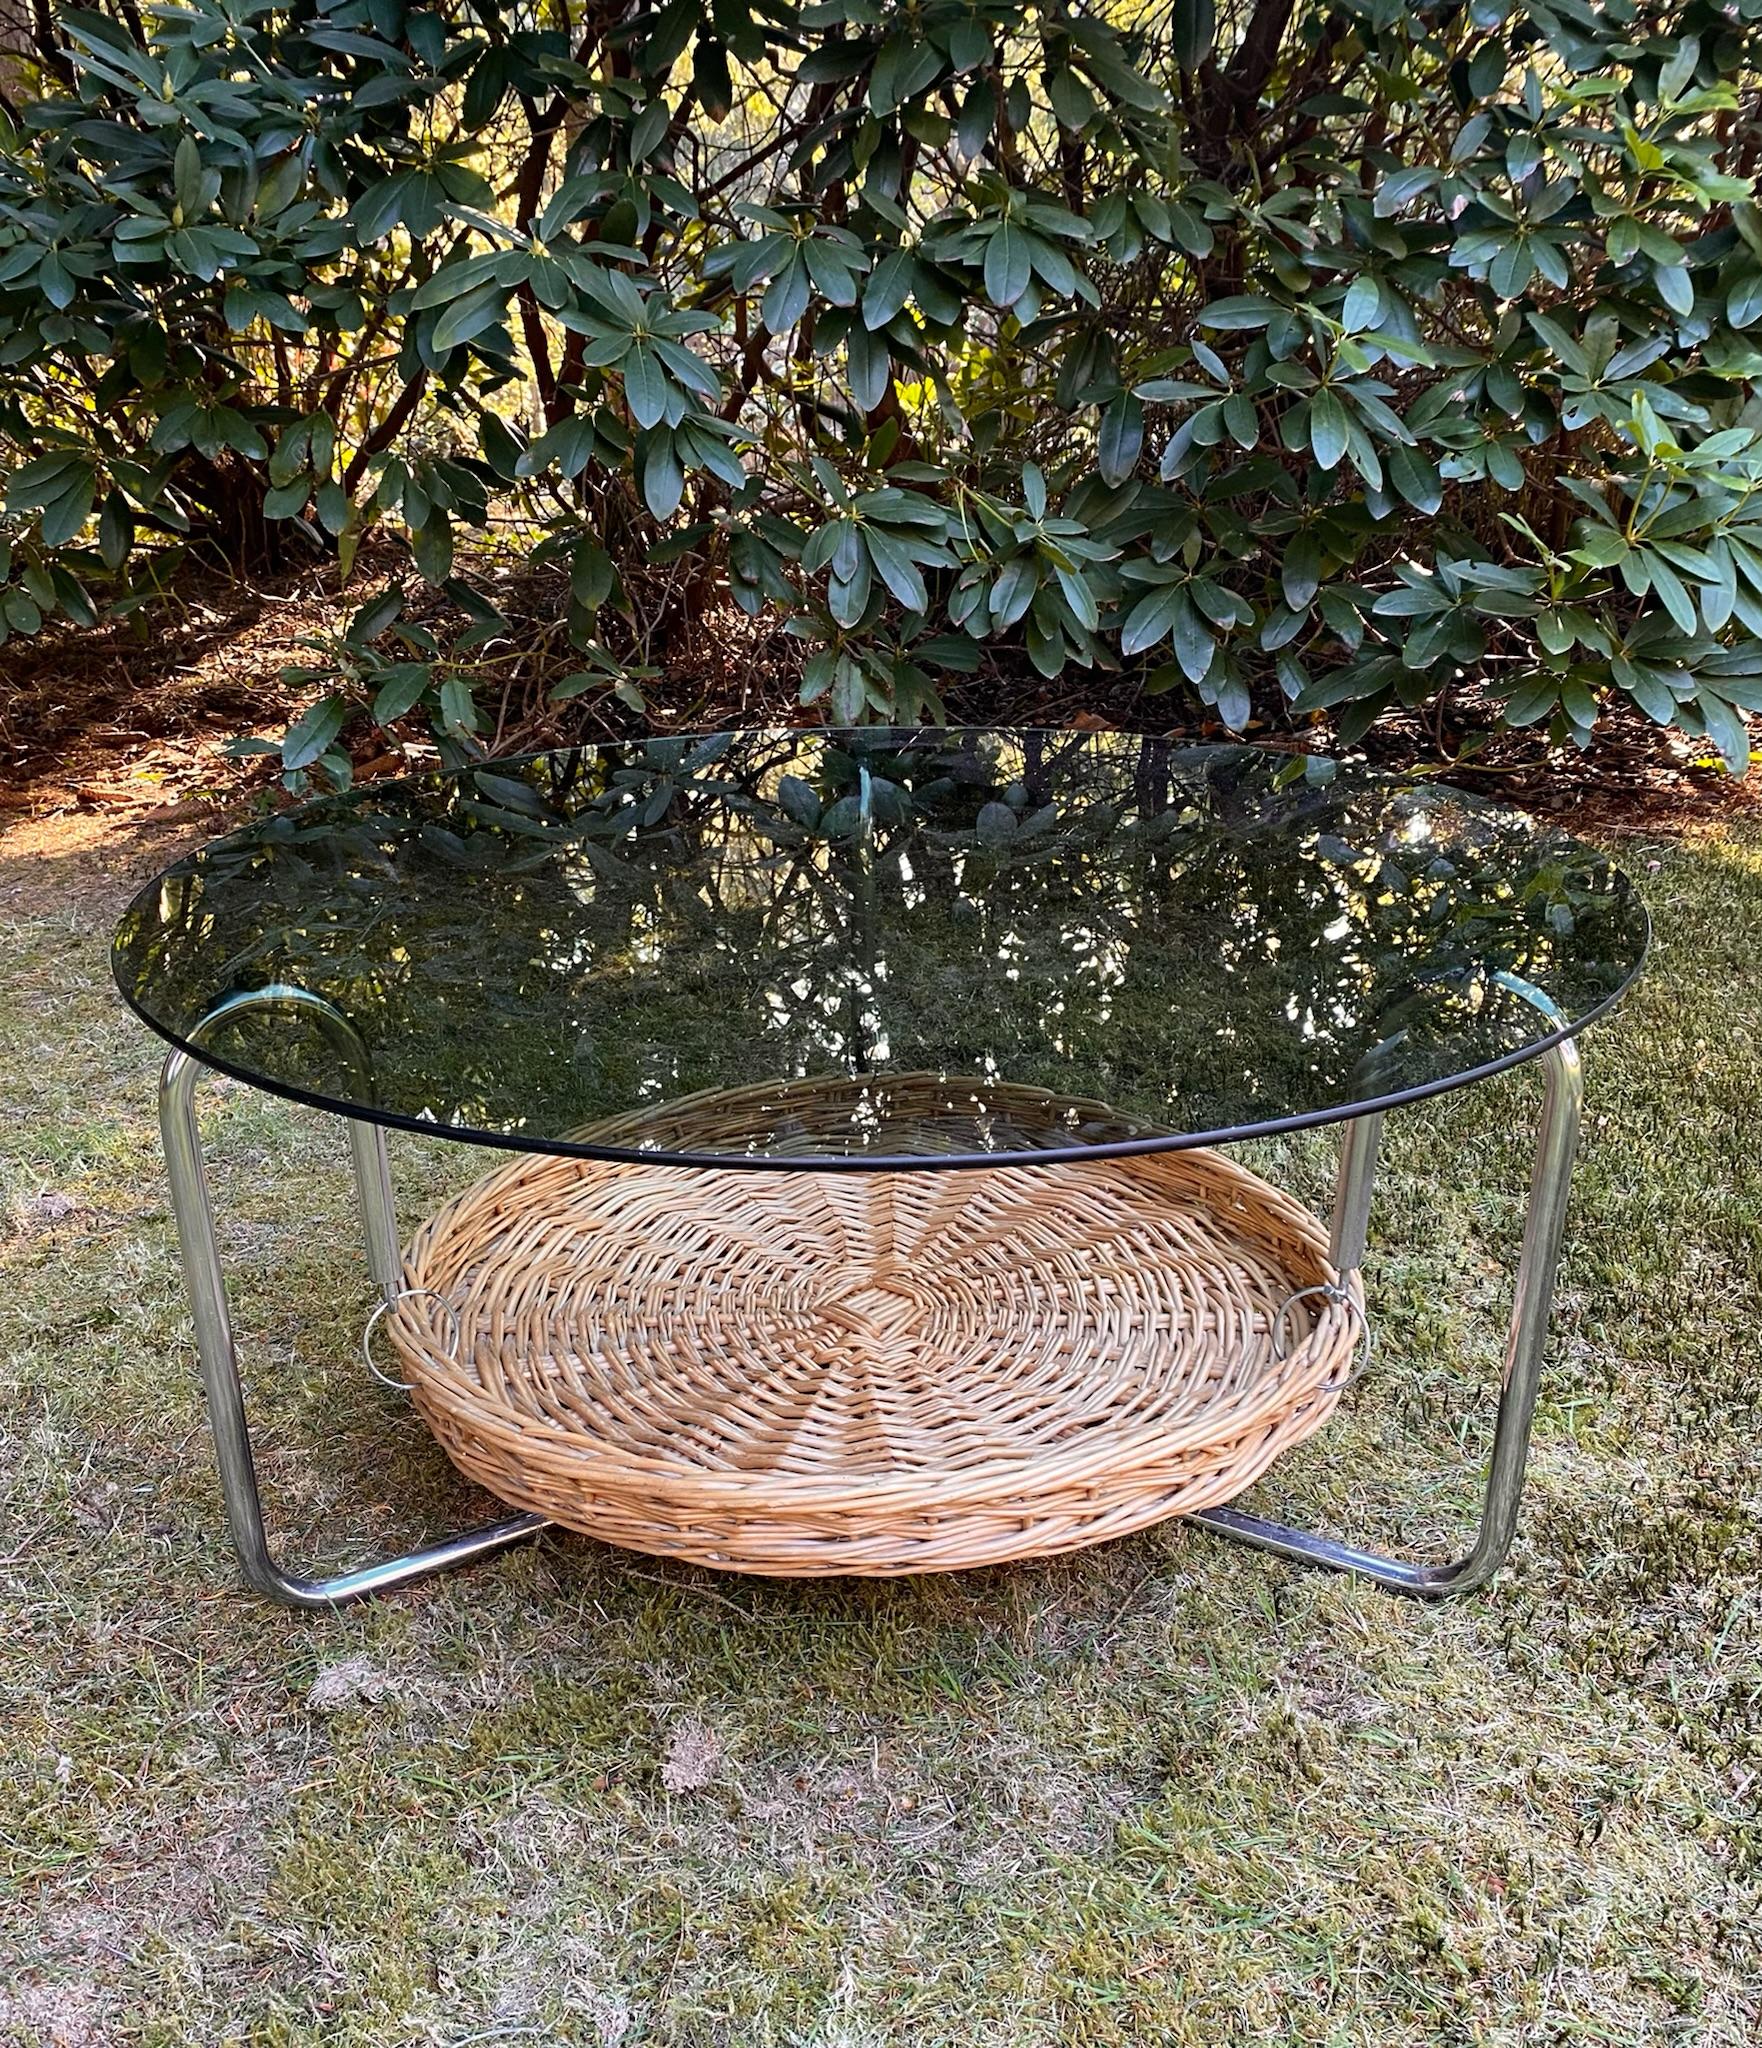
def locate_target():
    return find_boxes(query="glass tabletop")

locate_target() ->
[112,729,1647,1169]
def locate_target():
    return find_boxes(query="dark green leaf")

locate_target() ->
[1386,442,1443,515]
[1172,0,1215,70]
[623,342,669,430]
[1341,276,1381,333]
[984,224,1031,309]
[1489,239,1533,300]
[372,664,433,724]
[864,248,916,329]
[282,695,347,771]
[1197,296,1279,329]
[1698,690,1752,772]
[642,432,685,519]
[439,675,479,736]
[1727,273,1762,329]
[432,284,509,353]
[762,253,812,331]
[6,454,84,512]
[1309,390,1349,470]
[1170,591,1215,683]
[38,469,95,546]
[1283,532,1322,610]
[410,518,453,584]
[99,491,134,569]
[1097,394,1144,485]
[1120,584,1182,657]
[348,586,404,644]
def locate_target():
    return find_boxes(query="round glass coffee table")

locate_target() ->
[113,729,1647,1607]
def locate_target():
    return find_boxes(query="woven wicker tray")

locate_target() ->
[384,1088,1359,1577]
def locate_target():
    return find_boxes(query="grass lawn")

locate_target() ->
[1,816,1759,2047]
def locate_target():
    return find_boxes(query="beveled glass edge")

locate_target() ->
[110,974,1643,1169]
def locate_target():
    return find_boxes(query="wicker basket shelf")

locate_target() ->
[385,1112,1359,1577]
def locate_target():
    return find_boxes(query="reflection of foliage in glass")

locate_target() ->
[114,732,1645,1158]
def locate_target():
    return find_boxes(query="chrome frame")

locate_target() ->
[158,980,1583,1607]
[1190,977,1584,1596]
[160,987,543,1610]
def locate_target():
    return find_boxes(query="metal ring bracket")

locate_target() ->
[1272,1281,1374,1390]
[362,1287,460,1392]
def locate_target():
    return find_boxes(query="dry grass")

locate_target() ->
[1,821,1759,2046]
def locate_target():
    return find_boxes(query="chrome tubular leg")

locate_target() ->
[349,1116,401,1305]
[158,997,544,1610]
[1190,1032,1584,1597]
[1329,1110,1383,1275]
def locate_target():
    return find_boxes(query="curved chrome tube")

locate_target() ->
[1192,974,1585,1596]
[183,985,403,1298]
[159,988,544,1609]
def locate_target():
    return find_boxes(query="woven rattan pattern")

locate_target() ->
[387,1108,1361,1575]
